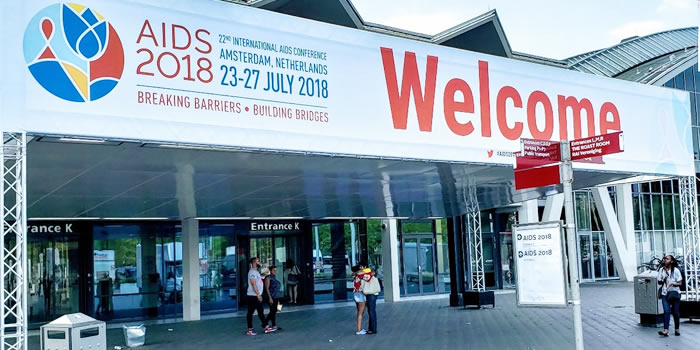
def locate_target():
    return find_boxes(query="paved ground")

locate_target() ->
[30,282,700,349]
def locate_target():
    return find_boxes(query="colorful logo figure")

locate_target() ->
[23,3,124,102]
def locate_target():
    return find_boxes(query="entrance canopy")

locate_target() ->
[3,0,694,219]
[27,137,652,219]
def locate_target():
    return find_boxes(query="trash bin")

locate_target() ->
[123,324,146,347]
[634,270,663,327]
[40,313,106,350]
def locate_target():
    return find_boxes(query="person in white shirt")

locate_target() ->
[246,257,273,336]
[657,255,683,337]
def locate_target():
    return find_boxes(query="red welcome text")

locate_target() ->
[136,20,213,83]
[380,48,621,140]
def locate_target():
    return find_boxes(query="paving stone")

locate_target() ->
[29,282,700,349]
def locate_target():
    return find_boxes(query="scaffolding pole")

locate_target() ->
[0,132,27,350]
[679,176,700,301]
[466,185,484,292]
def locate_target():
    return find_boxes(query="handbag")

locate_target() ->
[667,291,681,302]
[277,303,283,312]
[362,276,381,295]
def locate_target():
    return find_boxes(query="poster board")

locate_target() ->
[513,221,568,307]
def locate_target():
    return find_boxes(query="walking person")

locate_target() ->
[246,257,272,336]
[286,259,301,304]
[264,266,282,331]
[360,263,381,335]
[657,254,683,337]
[351,265,368,335]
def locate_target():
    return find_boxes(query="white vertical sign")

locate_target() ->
[513,221,568,307]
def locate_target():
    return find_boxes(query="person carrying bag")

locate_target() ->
[657,255,683,337]
[360,266,381,335]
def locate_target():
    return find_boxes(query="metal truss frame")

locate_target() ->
[0,132,27,350]
[465,185,485,292]
[680,176,700,301]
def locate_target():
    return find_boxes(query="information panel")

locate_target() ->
[513,221,567,307]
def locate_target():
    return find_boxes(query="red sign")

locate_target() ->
[569,132,624,160]
[516,139,561,170]
[514,164,561,190]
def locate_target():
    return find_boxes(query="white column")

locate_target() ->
[543,194,564,222]
[615,185,636,249]
[381,219,400,302]
[591,186,636,281]
[518,199,539,223]
[182,218,200,321]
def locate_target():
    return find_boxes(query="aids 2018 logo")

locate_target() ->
[23,3,124,102]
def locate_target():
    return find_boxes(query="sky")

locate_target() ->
[351,0,697,60]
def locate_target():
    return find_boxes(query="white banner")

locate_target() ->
[513,222,567,307]
[0,0,693,176]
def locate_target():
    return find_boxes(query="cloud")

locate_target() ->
[608,20,666,43]
[656,0,693,13]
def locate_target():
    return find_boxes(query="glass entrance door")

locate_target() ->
[28,236,81,325]
[241,235,300,305]
[578,233,593,281]
[402,235,436,295]
[592,232,607,279]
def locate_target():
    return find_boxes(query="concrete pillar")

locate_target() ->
[381,219,400,302]
[518,199,539,223]
[543,194,564,221]
[615,185,636,249]
[591,186,637,281]
[182,218,200,321]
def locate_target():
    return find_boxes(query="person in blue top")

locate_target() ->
[657,254,683,337]
[264,265,283,331]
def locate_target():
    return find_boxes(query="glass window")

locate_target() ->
[641,182,650,193]
[674,72,684,90]
[436,219,449,293]
[366,219,383,280]
[631,183,639,193]
[685,68,694,92]
[198,224,237,314]
[481,212,493,233]
[642,231,652,265]
[654,231,664,258]
[691,93,698,126]
[695,94,700,126]
[651,181,661,193]
[633,193,641,230]
[92,223,182,321]
[665,231,674,255]
[651,195,663,230]
[663,195,674,230]
[312,222,355,303]
[641,194,652,230]
[694,127,700,160]
[575,192,591,230]
[663,80,673,88]
[635,231,643,267]
[674,196,682,230]
[662,181,673,194]
[402,221,432,234]
[675,231,684,257]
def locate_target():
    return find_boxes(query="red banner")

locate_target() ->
[514,164,561,190]
[569,132,624,160]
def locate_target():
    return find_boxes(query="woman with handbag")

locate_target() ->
[264,266,282,332]
[285,259,301,304]
[657,255,682,336]
[352,265,369,335]
[360,264,381,335]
